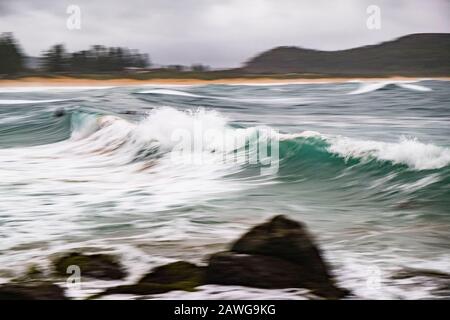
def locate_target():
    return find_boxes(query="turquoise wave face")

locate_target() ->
[0,81,449,299]
[275,136,450,214]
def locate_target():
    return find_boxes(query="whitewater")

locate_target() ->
[0,80,449,299]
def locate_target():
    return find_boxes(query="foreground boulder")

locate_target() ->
[206,252,310,287]
[0,281,66,300]
[93,261,204,297]
[53,252,126,280]
[206,215,349,299]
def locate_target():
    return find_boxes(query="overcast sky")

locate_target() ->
[1,0,449,68]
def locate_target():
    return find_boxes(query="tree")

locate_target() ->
[0,33,24,74]
[67,46,150,72]
[191,64,209,72]
[42,44,68,72]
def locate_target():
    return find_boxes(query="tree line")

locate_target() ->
[0,33,24,74]
[0,33,150,74]
[42,44,150,73]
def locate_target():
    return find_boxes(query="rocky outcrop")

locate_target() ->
[205,215,349,299]
[93,261,205,297]
[53,252,126,280]
[0,281,66,300]
[5,215,350,299]
[206,251,311,288]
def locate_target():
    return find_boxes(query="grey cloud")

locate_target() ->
[0,0,449,67]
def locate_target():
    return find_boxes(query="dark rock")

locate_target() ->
[392,267,450,280]
[53,252,126,280]
[232,215,333,284]
[137,261,204,286]
[0,281,66,300]
[206,251,307,288]
[206,251,347,299]
[93,261,204,298]
[206,215,349,299]
[120,110,139,115]
[53,108,66,118]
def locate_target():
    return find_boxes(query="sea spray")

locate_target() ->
[0,82,449,300]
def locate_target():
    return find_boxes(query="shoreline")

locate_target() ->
[0,76,449,87]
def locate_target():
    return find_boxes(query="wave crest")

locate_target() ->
[68,107,450,171]
[348,81,432,95]
[326,136,450,170]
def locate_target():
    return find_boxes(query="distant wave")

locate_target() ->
[64,107,450,171]
[0,86,115,93]
[0,99,73,105]
[136,89,205,98]
[136,89,313,104]
[396,83,433,92]
[348,81,432,95]
[3,105,446,173]
[224,97,315,104]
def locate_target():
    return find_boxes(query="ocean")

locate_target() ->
[0,80,449,299]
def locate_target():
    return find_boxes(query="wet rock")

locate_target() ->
[231,215,331,278]
[206,252,308,288]
[0,281,66,300]
[93,261,204,298]
[206,251,347,299]
[392,267,450,280]
[120,110,139,115]
[53,108,66,118]
[206,215,349,299]
[137,261,204,286]
[53,252,126,280]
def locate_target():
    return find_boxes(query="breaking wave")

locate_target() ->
[0,98,73,105]
[348,81,432,95]
[63,107,450,172]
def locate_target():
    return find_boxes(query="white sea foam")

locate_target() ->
[68,107,450,173]
[348,81,432,95]
[136,88,204,98]
[136,88,314,105]
[396,83,432,92]
[0,86,115,93]
[278,130,322,140]
[0,85,448,301]
[327,136,450,170]
[275,128,449,171]
[0,108,252,254]
[71,107,273,163]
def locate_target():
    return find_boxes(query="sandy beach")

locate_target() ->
[1,76,449,87]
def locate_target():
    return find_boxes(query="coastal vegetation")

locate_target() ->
[0,33,24,74]
[1,33,449,79]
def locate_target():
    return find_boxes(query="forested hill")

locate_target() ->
[243,34,450,76]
